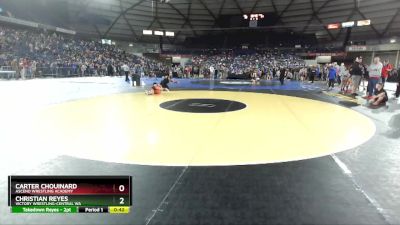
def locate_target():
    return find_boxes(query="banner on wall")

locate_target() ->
[347,45,368,52]
[316,56,332,64]
[297,52,347,57]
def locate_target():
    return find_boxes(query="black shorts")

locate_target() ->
[161,84,169,89]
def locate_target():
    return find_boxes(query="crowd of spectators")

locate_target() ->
[0,26,167,78]
[1,25,398,107]
[186,49,305,78]
[0,25,308,80]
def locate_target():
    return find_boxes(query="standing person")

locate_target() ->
[349,57,363,95]
[19,58,26,80]
[121,63,130,82]
[293,68,299,81]
[316,65,321,80]
[279,68,285,85]
[26,59,32,78]
[31,60,37,79]
[116,64,121,77]
[80,63,87,77]
[334,63,341,85]
[160,75,177,92]
[193,65,199,78]
[308,66,316,83]
[101,64,107,76]
[303,67,308,81]
[323,65,328,81]
[395,66,400,99]
[300,68,305,81]
[338,63,347,86]
[209,65,215,80]
[361,61,369,91]
[381,59,393,86]
[328,64,336,90]
[11,59,19,79]
[365,57,383,98]
[107,63,114,76]
[339,63,350,93]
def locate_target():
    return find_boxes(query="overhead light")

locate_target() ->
[327,23,340,29]
[101,39,111,45]
[143,30,152,35]
[342,21,355,28]
[129,43,133,47]
[154,31,164,36]
[165,31,174,37]
[390,39,396,43]
[357,19,371,27]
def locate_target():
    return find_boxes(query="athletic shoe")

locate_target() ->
[363,96,374,100]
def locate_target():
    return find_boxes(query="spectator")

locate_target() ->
[121,63,130,82]
[349,57,363,95]
[328,64,336,90]
[395,66,400,99]
[31,60,37,78]
[279,68,285,85]
[308,65,316,83]
[365,57,383,99]
[381,59,393,86]
[339,63,350,93]
[0,25,307,80]
[369,83,388,107]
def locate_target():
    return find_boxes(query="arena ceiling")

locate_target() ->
[5,0,400,43]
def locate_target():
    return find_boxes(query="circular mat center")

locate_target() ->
[159,98,246,113]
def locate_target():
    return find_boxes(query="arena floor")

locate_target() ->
[0,77,400,225]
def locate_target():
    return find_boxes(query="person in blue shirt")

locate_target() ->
[316,66,321,79]
[328,64,337,90]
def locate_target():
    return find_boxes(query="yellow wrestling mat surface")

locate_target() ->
[11,91,376,166]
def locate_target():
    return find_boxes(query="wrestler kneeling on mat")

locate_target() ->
[369,83,388,106]
[146,83,162,95]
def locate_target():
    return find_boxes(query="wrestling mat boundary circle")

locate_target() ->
[20,90,376,167]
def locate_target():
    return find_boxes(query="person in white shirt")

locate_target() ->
[121,63,130,82]
[80,63,87,77]
[339,63,350,93]
[209,66,215,79]
[365,57,383,98]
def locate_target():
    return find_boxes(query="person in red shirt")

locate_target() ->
[381,60,393,86]
[145,83,162,95]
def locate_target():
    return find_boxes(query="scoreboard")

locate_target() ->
[8,176,132,214]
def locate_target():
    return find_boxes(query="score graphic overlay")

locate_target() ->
[8,176,132,214]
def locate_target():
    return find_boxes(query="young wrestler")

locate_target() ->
[369,83,388,106]
[160,75,177,92]
[145,83,162,95]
